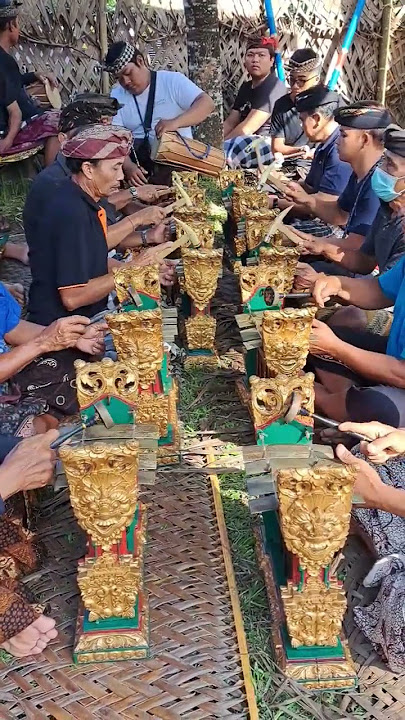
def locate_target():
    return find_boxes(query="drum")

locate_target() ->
[151,131,225,177]
[26,79,62,111]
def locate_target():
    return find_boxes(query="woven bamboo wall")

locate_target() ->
[14,0,405,124]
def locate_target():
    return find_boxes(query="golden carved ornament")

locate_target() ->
[245,209,279,250]
[136,392,169,436]
[261,306,317,377]
[78,553,140,621]
[250,373,314,429]
[176,186,205,207]
[74,357,139,409]
[281,576,346,647]
[113,265,160,305]
[76,631,147,653]
[232,188,269,222]
[239,264,286,304]
[286,643,356,689]
[234,235,247,257]
[185,314,216,351]
[175,206,208,223]
[177,219,215,249]
[175,170,199,187]
[106,309,164,388]
[259,246,301,293]
[276,460,356,576]
[181,248,223,310]
[60,441,139,549]
[218,169,245,190]
[77,649,147,663]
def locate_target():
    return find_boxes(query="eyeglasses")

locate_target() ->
[288,74,319,88]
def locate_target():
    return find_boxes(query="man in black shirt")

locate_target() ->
[270,48,321,164]
[223,36,286,168]
[0,0,60,164]
[17,124,175,419]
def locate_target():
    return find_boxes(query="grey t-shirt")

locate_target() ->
[361,202,405,273]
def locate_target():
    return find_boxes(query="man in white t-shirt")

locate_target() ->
[103,41,215,185]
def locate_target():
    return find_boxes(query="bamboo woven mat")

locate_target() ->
[0,472,248,719]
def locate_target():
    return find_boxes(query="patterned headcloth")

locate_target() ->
[335,101,392,129]
[384,125,405,158]
[102,42,135,75]
[0,0,21,17]
[73,93,123,117]
[61,124,132,160]
[285,48,321,74]
[247,36,278,53]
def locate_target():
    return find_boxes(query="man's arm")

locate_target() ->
[272,136,304,157]
[224,110,241,139]
[224,109,270,140]
[0,101,22,152]
[59,275,115,312]
[285,182,349,226]
[321,242,376,273]
[313,274,392,309]
[156,93,214,138]
[329,338,405,388]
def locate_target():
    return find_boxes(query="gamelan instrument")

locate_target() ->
[26,79,62,111]
[151,131,225,177]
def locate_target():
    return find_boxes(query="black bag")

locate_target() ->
[131,70,157,175]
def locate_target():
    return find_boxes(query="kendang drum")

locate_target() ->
[151,131,225,178]
[26,79,62,111]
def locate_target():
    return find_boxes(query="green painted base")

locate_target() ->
[121,292,159,311]
[257,419,313,446]
[73,593,150,664]
[80,398,134,426]
[245,349,257,380]
[243,288,282,313]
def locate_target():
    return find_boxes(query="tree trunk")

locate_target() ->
[184,0,223,148]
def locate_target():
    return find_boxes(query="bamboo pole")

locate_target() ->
[377,0,393,104]
[98,0,109,95]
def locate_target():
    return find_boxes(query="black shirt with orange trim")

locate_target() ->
[28,179,109,325]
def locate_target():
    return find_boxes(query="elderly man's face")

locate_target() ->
[83,157,125,198]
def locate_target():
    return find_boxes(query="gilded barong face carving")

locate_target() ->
[74,357,139,409]
[232,188,269,222]
[282,576,346,647]
[106,309,164,389]
[276,461,356,575]
[261,307,317,376]
[176,170,198,187]
[259,246,301,293]
[113,265,160,304]
[218,169,244,191]
[60,441,139,549]
[136,392,169,436]
[239,264,285,304]
[181,248,223,311]
[250,374,314,429]
[176,187,205,207]
[245,210,279,251]
[78,553,140,621]
[177,220,215,249]
[185,314,216,351]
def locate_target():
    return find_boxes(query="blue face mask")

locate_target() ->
[371,167,405,203]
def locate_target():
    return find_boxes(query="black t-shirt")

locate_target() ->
[27,179,109,325]
[0,47,42,129]
[0,72,17,133]
[24,153,117,250]
[233,74,286,136]
[361,202,405,273]
[270,94,307,147]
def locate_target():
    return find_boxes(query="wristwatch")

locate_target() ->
[141,229,148,247]
[129,187,138,200]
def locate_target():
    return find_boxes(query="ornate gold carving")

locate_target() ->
[184,354,218,369]
[232,188,269,222]
[181,248,223,310]
[136,392,169,436]
[78,553,140,621]
[259,246,301,293]
[250,373,314,429]
[76,633,146,652]
[177,219,215,249]
[74,357,139,409]
[234,235,247,257]
[113,265,160,304]
[276,461,356,576]
[176,186,205,206]
[185,314,216,350]
[106,309,164,388]
[286,645,356,689]
[176,170,198,187]
[218,169,244,190]
[281,576,346,647]
[261,307,317,376]
[245,209,279,250]
[60,441,139,549]
[77,649,148,662]
[176,206,208,223]
[239,264,285,304]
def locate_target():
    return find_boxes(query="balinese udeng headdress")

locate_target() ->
[102,42,136,75]
[285,50,321,74]
[0,0,21,18]
[334,101,392,130]
[247,36,278,52]
[61,125,132,160]
[384,125,405,158]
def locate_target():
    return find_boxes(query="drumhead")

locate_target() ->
[44,79,62,110]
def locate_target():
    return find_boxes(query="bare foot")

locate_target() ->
[0,614,57,657]
[3,242,29,265]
